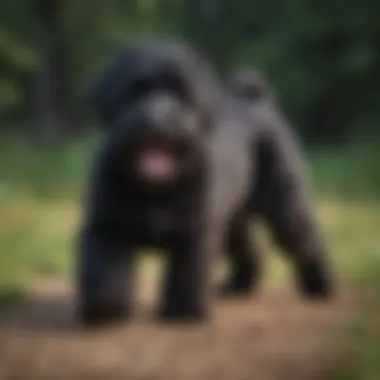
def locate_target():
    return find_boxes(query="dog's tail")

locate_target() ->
[227,68,274,103]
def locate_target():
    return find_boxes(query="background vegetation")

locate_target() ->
[0,1,379,379]
[1,0,379,146]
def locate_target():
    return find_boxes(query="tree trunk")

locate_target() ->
[34,0,69,148]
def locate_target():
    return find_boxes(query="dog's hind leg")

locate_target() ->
[219,211,263,298]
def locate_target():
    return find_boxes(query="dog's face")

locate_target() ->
[90,40,221,185]
[117,91,204,184]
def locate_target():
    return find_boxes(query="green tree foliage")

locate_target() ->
[0,0,378,145]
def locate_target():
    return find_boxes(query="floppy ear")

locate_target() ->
[88,61,121,127]
[88,49,138,128]
[88,74,109,126]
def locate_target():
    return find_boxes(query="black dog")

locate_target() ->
[78,42,333,326]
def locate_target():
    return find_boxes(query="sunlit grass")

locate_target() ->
[0,198,79,303]
[0,195,378,299]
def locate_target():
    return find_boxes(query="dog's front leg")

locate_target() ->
[158,220,222,324]
[76,224,136,327]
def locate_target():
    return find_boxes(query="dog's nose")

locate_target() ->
[145,93,178,122]
[142,93,181,131]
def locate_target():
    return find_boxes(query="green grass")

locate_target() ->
[308,144,380,201]
[0,133,99,200]
[328,259,380,380]
[0,136,380,377]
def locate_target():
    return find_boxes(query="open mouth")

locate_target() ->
[134,139,189,184]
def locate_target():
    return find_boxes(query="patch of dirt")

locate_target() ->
[0,278,358,380]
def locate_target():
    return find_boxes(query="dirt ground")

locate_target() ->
[0,276,358,380]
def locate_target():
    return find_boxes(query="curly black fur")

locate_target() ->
[77,45,334,327]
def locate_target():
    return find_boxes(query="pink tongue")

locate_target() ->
[137,150,175,181]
